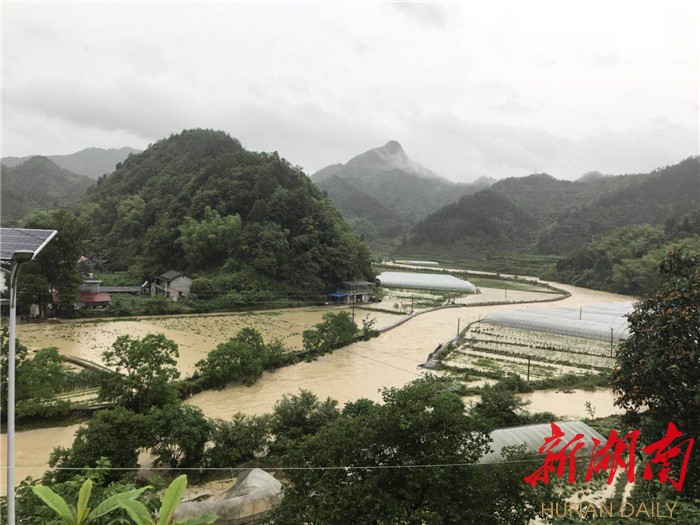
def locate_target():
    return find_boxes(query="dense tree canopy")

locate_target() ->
[83,129,373,291]
[555,213,700,295]
[267,377,556,525]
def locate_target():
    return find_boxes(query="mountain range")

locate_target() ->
[399,157,700,268]
[2,146,140,179]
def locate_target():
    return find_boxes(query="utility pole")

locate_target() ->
[351,296,355,323]
[579,307,582,320]
[456,318,460,340]
[527,356,531,385]
[610,328,614,357]
[504,284,508,299]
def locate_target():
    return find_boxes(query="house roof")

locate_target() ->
[100,286,142,293]
[158,270,184,281]
[78,292,112,303]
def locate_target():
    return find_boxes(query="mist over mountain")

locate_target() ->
[313,140,442,182]
[2,146,141,179]
[312,141,492,239]
[1,156,94,224]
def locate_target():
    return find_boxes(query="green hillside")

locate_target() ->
[488,172,637,228]
[1,157,94,224]
[407,190,538,251]
[83,129,373,291]
[536,157,700,253]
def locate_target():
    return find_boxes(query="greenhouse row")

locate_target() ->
[483,302,633,342]
[375,271,478,292]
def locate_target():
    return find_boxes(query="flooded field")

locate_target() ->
[17,306,400,375]
[5,282,633,492]
[520,388,622,419]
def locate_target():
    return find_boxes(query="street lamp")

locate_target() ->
[1,228,57,524]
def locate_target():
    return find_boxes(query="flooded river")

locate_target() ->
[4,282,633,492]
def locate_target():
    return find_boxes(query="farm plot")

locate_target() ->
[443,322,617,379]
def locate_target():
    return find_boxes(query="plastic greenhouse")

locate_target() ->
[375,271,478,292]
[483,302,633,342]
[479,421,605,464]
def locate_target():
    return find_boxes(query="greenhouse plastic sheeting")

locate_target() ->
[375,271,478,292]
[483,302,633,342]
[479,421,605,464]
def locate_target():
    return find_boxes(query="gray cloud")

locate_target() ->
[2,1,697,182]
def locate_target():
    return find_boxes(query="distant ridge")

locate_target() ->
[312,140,443,182]
[1,156,94,224]
[2,146,141,178]
[312,141,491,240]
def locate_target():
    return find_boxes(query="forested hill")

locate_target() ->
[408,190,538,251]
[487,172,638,228]
[1,157,94,224]
[401,157,699,257]
[83,129,373,291]
[535,157,700,254]
[313,141,492,240]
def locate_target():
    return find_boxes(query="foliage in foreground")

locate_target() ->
[266,377,559,525]
[26,464,217,525]
[611,248,700,500]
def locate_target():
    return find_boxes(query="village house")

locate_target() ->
[75,274,111,309]
[328,280,376,304]
[151,270,192,301]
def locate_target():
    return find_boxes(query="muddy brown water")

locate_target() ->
[4,283,633,492]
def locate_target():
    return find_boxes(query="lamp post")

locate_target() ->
[6,251,33,522]
[1,227,57,525]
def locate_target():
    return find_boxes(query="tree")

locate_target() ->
[1,328,69,421]
[205,413,271,470]
[471,380,531,429]
[611,249,700,499]
[301,311,357,357]
[20,208,93,312]
[147,403,212,470]
[99,334,180,413]
[267,390,340,457]
[47,408,151,483]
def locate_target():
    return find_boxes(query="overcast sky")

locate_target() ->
[2,1,698,182]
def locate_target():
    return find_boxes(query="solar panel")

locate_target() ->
[0,228,57,261]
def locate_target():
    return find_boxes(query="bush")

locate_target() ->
[194,328,293,389]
